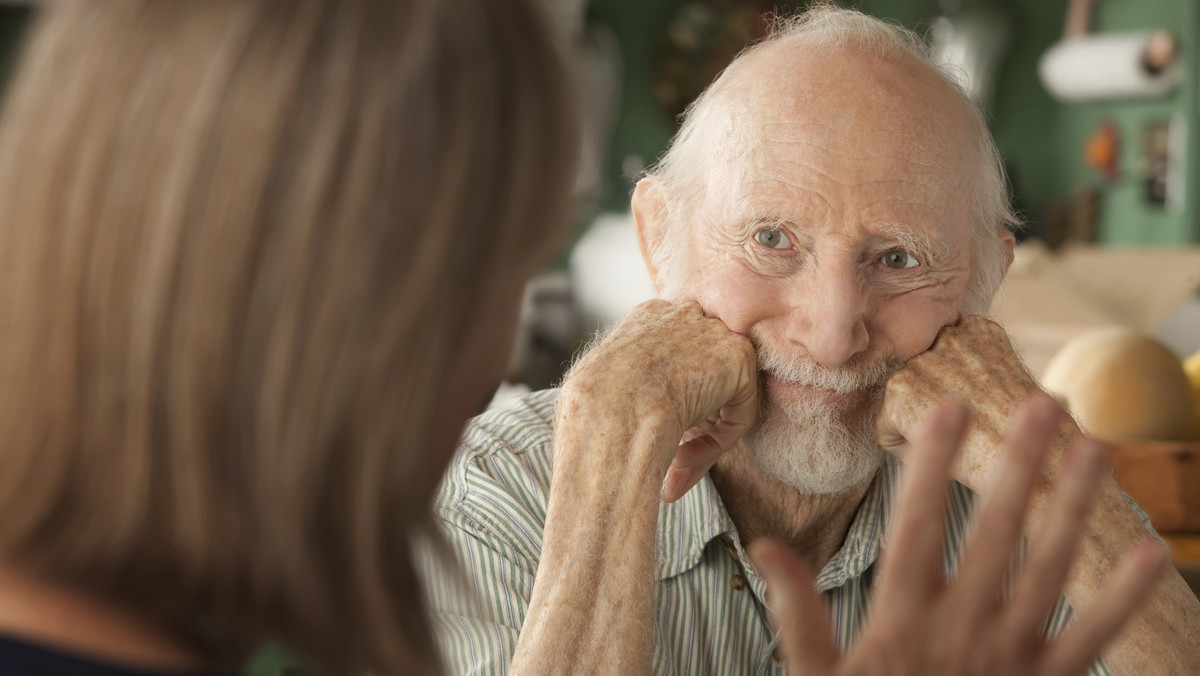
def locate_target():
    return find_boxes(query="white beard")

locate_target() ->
[745,343,902,495]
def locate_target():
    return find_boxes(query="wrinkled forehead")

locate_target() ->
[699,42,979,223]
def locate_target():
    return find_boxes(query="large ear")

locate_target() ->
[997,226,1016,272]
[632,177,668,291]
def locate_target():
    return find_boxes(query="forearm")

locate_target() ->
[1055,480,1200,675]
[509,395,676,675]
[508,301,757,674]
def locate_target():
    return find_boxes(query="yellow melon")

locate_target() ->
[1184,348,1200,440]
[1041,328,1195,441]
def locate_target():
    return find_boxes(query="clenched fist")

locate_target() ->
[875,315,1076,497]
[558,300,759,501]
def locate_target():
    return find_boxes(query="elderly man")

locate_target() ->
[420,7,1200,674]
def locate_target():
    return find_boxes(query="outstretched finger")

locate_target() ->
[874,401,969,610]
[750,538,838,676]
[1037,539,1168,676]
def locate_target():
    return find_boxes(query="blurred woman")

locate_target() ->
[0,1,578,674]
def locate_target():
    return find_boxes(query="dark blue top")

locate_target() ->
[0,634,219,676]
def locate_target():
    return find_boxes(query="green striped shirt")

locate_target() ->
[419,388,1115,675]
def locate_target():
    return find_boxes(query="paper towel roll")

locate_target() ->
[1039,32,1178,101]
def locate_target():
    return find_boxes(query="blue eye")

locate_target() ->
[881,249,919,269]
[754,228,792,249]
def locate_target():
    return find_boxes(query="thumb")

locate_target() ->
[875,423,911,461]
[661,375,759,503]
[749,539,839,675]
[874,392,913,461]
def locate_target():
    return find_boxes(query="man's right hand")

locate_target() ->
[511,299,757,674]
[558,299,759,501]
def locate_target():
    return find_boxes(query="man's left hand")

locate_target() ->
[875,314,1071,498]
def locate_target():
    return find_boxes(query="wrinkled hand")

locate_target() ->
[752,398,1169,676]
[560,299,758,501]
[876,315,1068,496]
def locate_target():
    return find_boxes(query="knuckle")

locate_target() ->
[941,327,967,350]
[676,299,705,318]
[735,334,756,361]
[963,314,1006,343]
[976,314,1003,334]
[633,298,670,316]
[887,363,921,388]
[712,335,750,370]
[961,314,987,330]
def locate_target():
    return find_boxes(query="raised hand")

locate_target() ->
[752,398,1169,676]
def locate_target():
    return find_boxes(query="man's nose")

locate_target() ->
[784,262,870,368]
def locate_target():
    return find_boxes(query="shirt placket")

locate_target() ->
[720,535,789,674]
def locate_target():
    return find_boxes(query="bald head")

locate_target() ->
[705,42,978,224]
[637,6,1018,312]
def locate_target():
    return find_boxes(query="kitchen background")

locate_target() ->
[0,0,1191,380]
[0,2,1193,668]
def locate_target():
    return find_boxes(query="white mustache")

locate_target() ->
[755,345,902,395]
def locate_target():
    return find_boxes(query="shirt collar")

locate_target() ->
[653,455,901,588]
[654,472,736,580]
[813,455,898,591]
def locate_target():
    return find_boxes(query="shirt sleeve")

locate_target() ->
[1043,598,1110,675]
[418,502,539,676]
[416,404,556,676]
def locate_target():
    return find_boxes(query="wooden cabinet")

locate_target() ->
[1110,441,1200,596]
[1110,440,1200,533]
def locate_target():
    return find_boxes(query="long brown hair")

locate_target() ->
[0,0,578,673]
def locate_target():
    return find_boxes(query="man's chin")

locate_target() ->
[749,431,885,495]
[746,393,888,495]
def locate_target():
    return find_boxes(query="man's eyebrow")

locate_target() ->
[732,209,799,233]
[746,215,797,230]
[872,223,951,264]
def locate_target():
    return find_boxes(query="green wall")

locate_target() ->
[1035,0,1196,244]
[587,0,678,213]
[0,8,29,89]
[987,0,1065,215]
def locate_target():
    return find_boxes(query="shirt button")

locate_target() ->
[729,573,747,590]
